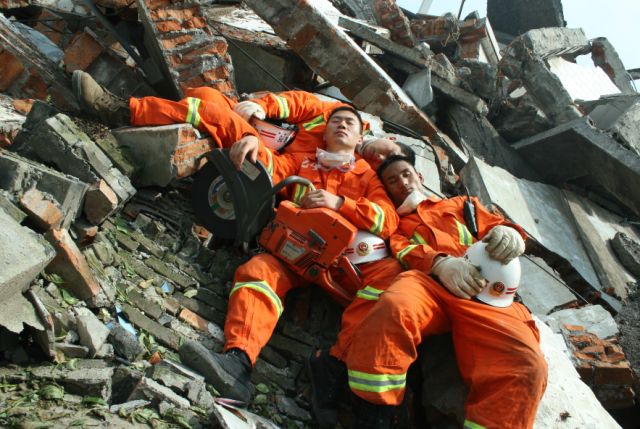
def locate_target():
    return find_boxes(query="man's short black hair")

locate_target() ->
[328,106,364,134]
[377,154,415,180]
[395,142,416,165]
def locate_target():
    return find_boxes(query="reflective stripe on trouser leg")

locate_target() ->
[348,369,406,394]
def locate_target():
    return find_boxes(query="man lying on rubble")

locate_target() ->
[73,70,405,406]
[309,154,548,428]
[72,70,412,170]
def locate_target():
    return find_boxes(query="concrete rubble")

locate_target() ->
[0,0,639,427]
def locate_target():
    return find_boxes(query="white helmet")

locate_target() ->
[344,230,389,265]
[464,241,521,307]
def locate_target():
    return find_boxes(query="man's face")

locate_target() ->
[362,138,404,169]
[324,110,363,153]
[380,160,423,207]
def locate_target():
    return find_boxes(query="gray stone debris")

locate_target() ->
[610,232,640,278]
[544,305,620,340]
[108,324,144,361]
[75,309,111,357]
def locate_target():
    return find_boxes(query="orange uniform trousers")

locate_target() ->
[225,254,402,365]
[344,270,547,429]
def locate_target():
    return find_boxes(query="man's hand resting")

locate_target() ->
[431,256,486,299]
[300,190,344,211]
[229,135,259,170]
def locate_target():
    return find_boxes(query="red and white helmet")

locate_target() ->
[464,241,521,307]
[344,230,389,265]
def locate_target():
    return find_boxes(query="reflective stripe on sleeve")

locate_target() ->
[396,244,419,269]
[265,148,273,176]
[463,420,487,429]
[455,220,473,246]
[356,285,384,301]
[348,369,406,393]
[302,114,325,131]
[274,95,289,120]
[229,281,283,317]
[293,184,309,205]
[369,202,384,236]
[185,97,202,128]
[409,232,427,245]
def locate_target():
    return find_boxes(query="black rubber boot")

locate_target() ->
[306,349,347,428]
[351,393,402,429]
[72,70,130,128]
[179,340,253,404]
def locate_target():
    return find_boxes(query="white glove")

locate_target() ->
[482,225,525,264]
[233,101,266,122]
[431,256,486,299]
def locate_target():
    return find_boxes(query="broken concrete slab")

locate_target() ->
[492,92,553,143]
[589,99,640,157]
[512,118,640,219]
[610,233,640,278]
[460,157,619,311]
[545,305,619,340]
[0,150,88,228]
[0,189,26,223]
[547,56,621,101]
[487,0,564,37]
[431,74,489,117]
[210,401,281,429]
[518,255,577,316]
[111,124,216,187]
[75,308,111,356]
[28,363,114,401]
[128,376,190,409]
[243,0,443,140]
[121,303,181,350]
[0,206,55,296]
[591,37,635,94]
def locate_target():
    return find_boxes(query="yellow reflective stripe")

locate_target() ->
[293,184,309,205]
[369,202,384,236]
[302,114,325,131]
[455,220,473,246]
[186,97,202,128]
[230,281,283,317]
[348,369,406,393]
[265,149,273,176]
[356,285,384,301]
[409,232,427,245]
[464,420,487,429]
[274,95,289,120]
[396,244,419,269]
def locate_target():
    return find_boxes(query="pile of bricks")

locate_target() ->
[138,0,236,99]
[565,325,637,409]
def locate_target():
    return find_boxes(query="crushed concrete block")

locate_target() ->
[487,0,564,36]
[268,333,313,362]
[121,303,180,350]
[456,59,499,102]
[76,309,110,356]
[19,187,64,230]
[0,190,27,223]
[591,37,635,94]
[492,93,553,143]
[72,219,99,246]
[253,359,297,393]
[275,394,312,421]
[519,256,577,316]
[145,361,213,409]
[402,69,433,110]
[96,133,137,178]
[54,343,89,358]
[128,377,190,409]
[0,150,88,228]
[174,291,225,326]
[44,228,100,300]
[610,232,640,278]
[210,401,281,429]
[29,363,114,401]
[25,113,135,204]
[84,180,118,225]
[26,288,56,359]
[0,207,56,296]
[109,399,151,414]
[513,118,640,220]
[144,256,196,289]
[109,324,144,362]
[545,305,619,339]
[111,124,215,187]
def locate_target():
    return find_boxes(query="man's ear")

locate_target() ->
[355,135,363,146]
[418,172,424,184]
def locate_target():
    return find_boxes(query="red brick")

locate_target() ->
[593,361,635,386]
[581,344,605,357]
[576,361,594,385]
[145,0,170,10]
[563,323,585,332]
[574,351,597,362]
[155,21,182,32]
[19,188,63,230]
[12,99,34,115]
[84,180,118,225]
[201,66,230,82]
[161,33,193,49]
[64,32,104,72]
[183,16,207,29]
[569,333,599,348]
[179,308,208,332]
[44,228,100,300]
[20,73,48,101]
[152,7,196,22]
[72,219,99,246]
[0,49,24,91]
[163,296,181,315]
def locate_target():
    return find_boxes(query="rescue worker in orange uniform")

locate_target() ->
[337,155,548,428]
[71,70,413,169]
